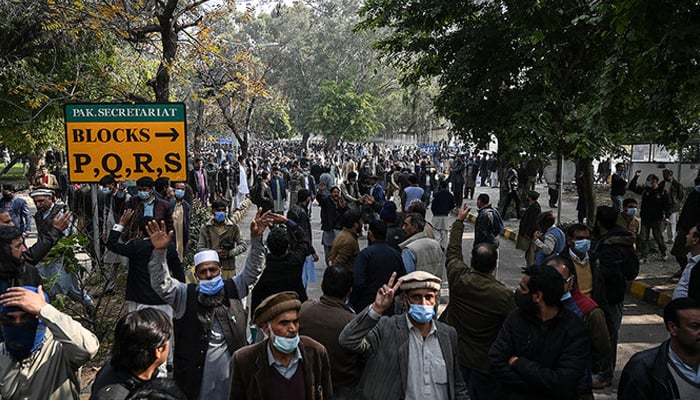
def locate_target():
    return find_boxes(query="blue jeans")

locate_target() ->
[461,366,496,400]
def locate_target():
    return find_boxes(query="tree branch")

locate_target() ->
[174,16,203,32]
[173,0,211,20]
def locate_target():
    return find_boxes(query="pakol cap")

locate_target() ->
[29,189,53,197]
[400,271,441,292]
[253,291,301,326]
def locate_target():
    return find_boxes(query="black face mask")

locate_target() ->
[514,290,537,316]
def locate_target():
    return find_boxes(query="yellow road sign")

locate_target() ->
[64,103,187,183]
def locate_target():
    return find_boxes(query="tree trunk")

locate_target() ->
[153,2,178,102]
[583,159,596,228]
[576,158,596,227]
[193,101,205,158]
[0,157,20,177]
[239,132,249,158]
[495,140,510,217]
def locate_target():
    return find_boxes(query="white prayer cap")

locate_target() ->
[194,250,219,268]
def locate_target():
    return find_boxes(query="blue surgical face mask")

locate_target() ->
[138,190,150,200]
[695,185,700,193]
[561,291,573,301]
[174,189,185,199]
[645,181,653,188]
[101,187,112,194]
[626,207,637,216]
[408,304,435,323]
[574,238,591,253]
[198,275,223,295]
[214,211,227,222]
[269,324,300,354]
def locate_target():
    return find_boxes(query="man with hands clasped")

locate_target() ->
[339,271,468,400]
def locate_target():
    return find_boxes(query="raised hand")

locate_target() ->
[371,272,403,314]
[146,220,173,251]
[52,210,72,231]
[270,213,288,225]
[119,209,135,226]
[457,203,471,221]
[0,285,48,315]
[250,208,273,238]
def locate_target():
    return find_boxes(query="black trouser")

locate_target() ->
[639,220,666,258]
[548,187,558,207]
[501,190,522,218]
[465,186,475,199]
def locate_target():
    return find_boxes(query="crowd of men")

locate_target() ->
[0,141,699,400]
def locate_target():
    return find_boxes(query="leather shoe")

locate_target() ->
[591,377,612,390]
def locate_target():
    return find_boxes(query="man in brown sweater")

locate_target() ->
[229,291,333,400]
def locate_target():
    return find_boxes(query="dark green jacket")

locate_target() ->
[445,220,515,373]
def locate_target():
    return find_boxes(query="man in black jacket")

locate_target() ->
[251,213,311,312]
[287,188,319,288]
[516,190,542,266]
[107,209,185,310]
[489,264,590,400]
[350,220,406,314]
[216,160,239,216]
[91,308,179,398]
[500,163,522,219]
[591,206,639,389]
[316,184,347,265]
[610,163,627,213]
[671,176,700,277]
[451,156,465,201]
[618,297,700,400]
[628,171,672,263]
[474,193,501,249]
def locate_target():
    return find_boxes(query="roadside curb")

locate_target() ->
[464,212,519,243]
[628,280,672,308]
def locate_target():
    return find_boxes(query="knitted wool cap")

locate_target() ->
[253,291,301,326]
[400,271,441,292]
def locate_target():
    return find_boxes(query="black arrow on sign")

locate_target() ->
[154,128,179,142]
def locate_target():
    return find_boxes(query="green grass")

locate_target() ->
[0,163,28,182]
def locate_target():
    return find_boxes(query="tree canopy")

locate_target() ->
[311,79,382,147]
[358,0,699,161]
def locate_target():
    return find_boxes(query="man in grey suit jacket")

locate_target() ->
[339,271,468,400]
